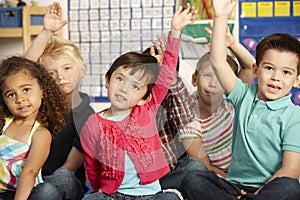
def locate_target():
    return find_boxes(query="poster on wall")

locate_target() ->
[68,0,176,102]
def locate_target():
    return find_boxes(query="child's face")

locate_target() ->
[1,71,43,119]
[254,49,300,101]
[192,64,224,106]
[106,66,150,115]
[41,56,85,97]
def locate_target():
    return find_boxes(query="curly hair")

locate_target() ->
[0,56,70,137]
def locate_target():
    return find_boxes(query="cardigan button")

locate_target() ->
[127,146,132,151]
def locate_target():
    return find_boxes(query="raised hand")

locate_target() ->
[212,0,237,18]
[150,34,167,64]
[205,21,235,48]
[44,2,68,33]
[171,3,197,33]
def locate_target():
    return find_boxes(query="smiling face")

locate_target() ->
[106,66,151,115]
[254,49,300,101]
[1,70,43,120]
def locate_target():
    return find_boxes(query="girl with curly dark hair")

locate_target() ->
[0,56,70,200]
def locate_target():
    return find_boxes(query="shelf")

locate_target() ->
[0,28,22,37]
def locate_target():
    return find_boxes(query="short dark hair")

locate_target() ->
[106,52,160,100]
[256,33,300,74]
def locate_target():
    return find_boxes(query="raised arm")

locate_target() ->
[25,2,68,61]
[205,21,255,84]
[210,0,238,95]
[170,3,197,39]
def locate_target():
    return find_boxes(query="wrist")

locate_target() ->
[214,15,229,19]
[228,40,238,50]
[171,29,181,38]
[42,28,55,36]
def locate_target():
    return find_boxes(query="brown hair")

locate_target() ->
[106,52,160,100]
[0,56,70,137]
[256,33,300,74]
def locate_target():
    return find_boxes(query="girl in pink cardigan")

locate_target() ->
[80,4,196,200]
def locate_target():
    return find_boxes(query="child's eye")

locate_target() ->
[265,66,273,70]
[133,85,140,90]
[64,66,72,71]
[48,71,58,78]
[203,73,213,78]
[23,88,31,93]
[283,70,292,75]
[117,77,123,82]
[7,93,15,99]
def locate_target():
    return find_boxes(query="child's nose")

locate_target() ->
[16,95,25,104]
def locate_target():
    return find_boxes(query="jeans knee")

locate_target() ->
[29,183,61,200]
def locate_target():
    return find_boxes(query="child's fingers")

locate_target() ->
[149,46,156,57]
[208,21,214,28]
[156,35,166,50]
[204,27,212,35]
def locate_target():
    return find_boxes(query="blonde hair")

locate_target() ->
[39,36,84,68]
[195,52,238,75]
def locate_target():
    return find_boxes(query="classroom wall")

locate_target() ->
[0,0,198,111]
[0,0,68,60]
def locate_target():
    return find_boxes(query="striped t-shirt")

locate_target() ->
[180,99,234,171]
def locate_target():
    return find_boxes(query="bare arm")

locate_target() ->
[254,150,300,194]
[210,0,238,95]
[63,147,84,172]
[25,2,68,61]
[182,138,227,178]
[14,128,52,200]
[205,21,255,84]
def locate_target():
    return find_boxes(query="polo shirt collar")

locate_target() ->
[254,93,292,110]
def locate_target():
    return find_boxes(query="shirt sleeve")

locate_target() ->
[150,32,180,106]
[180,120,202,140]
[167,77,195,132]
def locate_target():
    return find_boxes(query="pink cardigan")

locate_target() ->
[80,33,180,195]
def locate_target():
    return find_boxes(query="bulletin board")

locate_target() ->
[68,0,176,102]
[239,0,300,104]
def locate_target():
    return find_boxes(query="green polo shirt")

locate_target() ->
[226,78,300,188]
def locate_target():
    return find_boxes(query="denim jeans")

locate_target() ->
[159,156,207,190]
[42,167,84,200]
[0,183,61,200]
[179,170,300,200]
[82,190,182,200]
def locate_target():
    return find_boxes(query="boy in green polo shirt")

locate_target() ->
[179,0,300,199]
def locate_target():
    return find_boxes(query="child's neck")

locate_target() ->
[196,98,223,119]
[70,92,82,109]
[103,108,131,118]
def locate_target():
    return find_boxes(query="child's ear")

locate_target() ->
[191,73,197,87]
[252,63,258,78]
[137,93,152,106]
[80,64,87,78]
[293,74,300,88]
[105,75,109,89]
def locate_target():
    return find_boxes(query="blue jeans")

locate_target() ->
[42,167,84,200]
[0,183,61,200]
[179,170,300,200]
[159,156,207,189]
[82,190,182,200]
